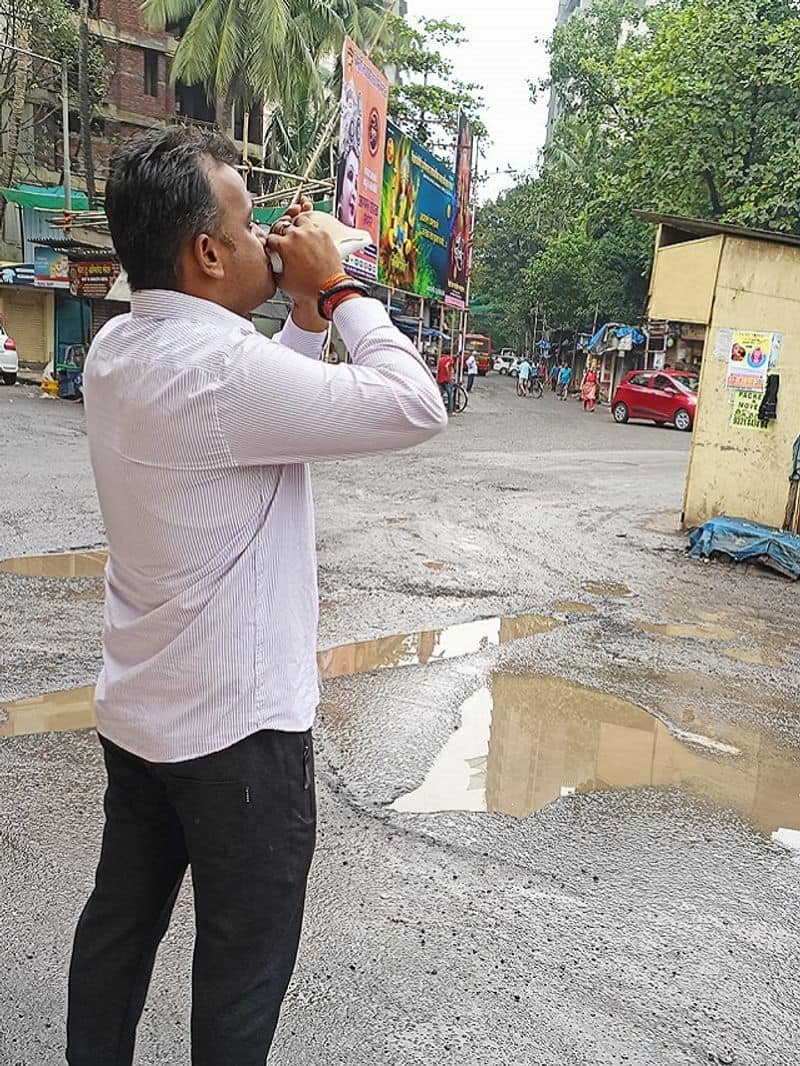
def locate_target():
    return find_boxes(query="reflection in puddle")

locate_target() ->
[1,613,563,738]
[583,582,631,597]
[639,621,738,642]
[317,613,561,680]
[0,550,108,577]
[0,687,95,736]
[553,601,597,614]
[392,674,800,854]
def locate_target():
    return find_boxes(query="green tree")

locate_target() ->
[377,15,486,150]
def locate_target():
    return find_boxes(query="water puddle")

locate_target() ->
[583,582,631,597]
[553,601,597,614]
[1,613,563,737]
[724,647,785,669]
[0,550,108,577]
[317,613,562,680]
[392,673,800,853]
[639,622,739,642]
[0,687,95,736]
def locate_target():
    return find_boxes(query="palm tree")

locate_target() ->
[141,0,389,173]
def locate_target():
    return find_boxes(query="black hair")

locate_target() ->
[105,125,239,291]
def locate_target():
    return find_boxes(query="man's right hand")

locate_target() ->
[266,214,345,303]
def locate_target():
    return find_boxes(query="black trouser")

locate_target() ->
[67,728,316,1066]
[466,373,475,392]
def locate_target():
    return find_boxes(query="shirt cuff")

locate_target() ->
[333,297,393,353]
[276,314,328,360]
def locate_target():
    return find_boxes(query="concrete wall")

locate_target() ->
[682,236,800,528]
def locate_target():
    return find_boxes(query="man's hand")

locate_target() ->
[266,212,345,305]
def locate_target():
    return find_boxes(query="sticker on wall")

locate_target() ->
[719,329,781,391]
[730,389,767,431]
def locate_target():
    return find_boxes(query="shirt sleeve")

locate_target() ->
[272,313,327,361]
[215,298,447,465]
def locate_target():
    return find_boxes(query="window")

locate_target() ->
[629,373,651,388]
[653,375,674,392]
[144,50,159,96]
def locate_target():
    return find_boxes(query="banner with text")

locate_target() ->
[445,115,474,309]
[336,37,389,281]
[378,120,455,301]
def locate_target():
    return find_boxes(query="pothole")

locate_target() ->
[391,673,800,855]
[583,582,632,597]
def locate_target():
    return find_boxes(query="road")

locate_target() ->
[1,375,799,1065]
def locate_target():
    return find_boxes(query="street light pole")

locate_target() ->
[0,43,71,212]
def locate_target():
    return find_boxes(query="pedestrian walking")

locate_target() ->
[517,356,532,397]
[437,350,456,413]
[465,352,478,393]
[66,125,446,1066]
[558,362,573,400]
[550,361,559,393]
[581,365,599,412]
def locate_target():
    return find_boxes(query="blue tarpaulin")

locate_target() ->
[689,516,800,579]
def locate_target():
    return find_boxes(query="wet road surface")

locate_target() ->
[1,378,799,1064]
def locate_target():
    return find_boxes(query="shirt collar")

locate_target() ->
[130,289,256,334]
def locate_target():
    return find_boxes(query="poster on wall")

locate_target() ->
[336,37,389,282]
[730,389,767,430]
[378,120,456,301]
[715,327,782,391]
[34,245,69,288]
[445,115,474,310]
[69,259,121,298]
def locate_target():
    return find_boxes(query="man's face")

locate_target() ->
[208,163,275,313]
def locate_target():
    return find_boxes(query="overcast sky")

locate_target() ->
[407,0,559,201]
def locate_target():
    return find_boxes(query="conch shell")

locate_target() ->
[268,211,371,275]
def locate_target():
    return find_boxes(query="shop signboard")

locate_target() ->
[68,258,121,298]
[378,120,455,301]
[0,263,35,286]
[445,115,474,310]
[34,245,69,288]
[336,36,390,282]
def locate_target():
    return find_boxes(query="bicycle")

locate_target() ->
[529,379,544,399]
[453,383,469,413]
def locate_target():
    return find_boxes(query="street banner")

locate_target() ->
[378,120,456,301]
[336,36,389,281]
[445,115,474,309]
[34,245,69,288]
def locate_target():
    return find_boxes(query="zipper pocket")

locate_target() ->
[302,741,310,791]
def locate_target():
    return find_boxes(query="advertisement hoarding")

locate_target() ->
[336,37,390,281]
[378,120,455,301]
[445,115,474,310]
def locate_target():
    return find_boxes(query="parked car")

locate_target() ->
[611,368,699,431]
[494,353,519,375]
[0,326,18,385]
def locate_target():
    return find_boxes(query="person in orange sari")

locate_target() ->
[581,365,599,412]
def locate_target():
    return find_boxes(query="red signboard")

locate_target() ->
[69,259,120,298]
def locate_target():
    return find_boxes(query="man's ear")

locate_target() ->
[192,232,225,280]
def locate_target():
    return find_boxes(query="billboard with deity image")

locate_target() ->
[378,120,456,301]
[445,115,474,309]
[336,37,390,281]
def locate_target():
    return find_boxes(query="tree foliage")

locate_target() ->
[377,16,486,151]
[473,0,800,345]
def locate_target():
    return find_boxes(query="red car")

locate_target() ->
[611,368,699,431]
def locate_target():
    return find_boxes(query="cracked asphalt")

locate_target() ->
[1,376,799,1065]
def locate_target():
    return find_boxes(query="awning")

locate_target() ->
[0,184,90,211]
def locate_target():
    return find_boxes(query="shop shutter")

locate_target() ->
[2,290,47,368]
[90,299,127,338]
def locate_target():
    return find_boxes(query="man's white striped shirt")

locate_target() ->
[83,291,446,762]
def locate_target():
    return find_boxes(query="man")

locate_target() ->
[517,355,532,397]
[437,350,455,413]
[465,351,478,393]
[559,361,573,400]
[67,126,446,1066]
[550,361,559,392]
